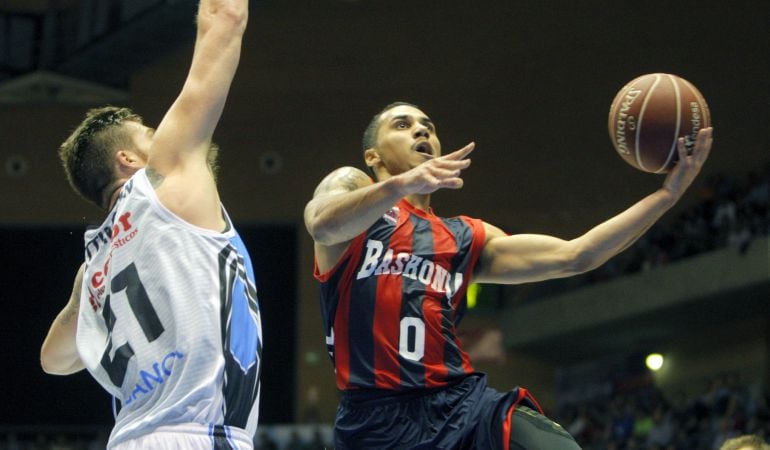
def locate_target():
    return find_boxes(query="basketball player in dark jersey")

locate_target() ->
[304,102,713,449]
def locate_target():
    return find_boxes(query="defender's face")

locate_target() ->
[124,121,154,164]
[371,105,442,175]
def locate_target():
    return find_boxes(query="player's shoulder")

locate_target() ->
[313,166,373,198]
[325,166,372,185]
[474,220,506,246]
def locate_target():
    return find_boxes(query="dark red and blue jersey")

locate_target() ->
[315,199,486,391]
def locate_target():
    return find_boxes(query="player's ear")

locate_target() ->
[364,148,381,169]
[115,149,146,169]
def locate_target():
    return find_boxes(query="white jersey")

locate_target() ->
[76,169,262,449]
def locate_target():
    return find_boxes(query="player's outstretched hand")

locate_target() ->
[394,142,475,196]
[663,127,713,200]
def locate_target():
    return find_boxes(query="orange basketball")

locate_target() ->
[608,73,711,173]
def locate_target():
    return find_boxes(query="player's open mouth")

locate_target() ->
[414,142,432,156]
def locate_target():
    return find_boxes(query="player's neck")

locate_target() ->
[405,193,431,211]
[105,180,129,211]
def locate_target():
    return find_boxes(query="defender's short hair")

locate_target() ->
[59,106,141,209]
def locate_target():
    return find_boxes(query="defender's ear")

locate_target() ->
[115,150,146,169]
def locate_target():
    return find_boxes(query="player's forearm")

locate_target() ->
[307,178,404,246]
[190,0,247,101]
[573,129,712,271]
[40,301,84,375]
[152,0,246,165]
[197,0,248,34]
[570,188,676,272]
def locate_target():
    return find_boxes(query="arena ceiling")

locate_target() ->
[0,0,258,102]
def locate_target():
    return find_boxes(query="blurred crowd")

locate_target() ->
[554,374,770,450]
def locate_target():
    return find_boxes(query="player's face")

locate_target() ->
[373,105,442,175]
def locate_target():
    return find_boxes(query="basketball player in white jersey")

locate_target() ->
[40,1,261,449]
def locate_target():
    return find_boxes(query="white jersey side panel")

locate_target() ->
[76,170,262,448]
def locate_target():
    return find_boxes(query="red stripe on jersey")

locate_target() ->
[502,398,516,450]
[331,235,367,390]
[334,284,352,389]
[372,274,402,388]
[421,297,446,387]
[502,388,542,450]
[459,337,474,374]
[421,218,457,387]
[334,282,351,389]
[502,388,527,450]
[452,216,487,374]
[372,217,414,388]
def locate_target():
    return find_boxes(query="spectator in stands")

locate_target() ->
[647,404,674,448]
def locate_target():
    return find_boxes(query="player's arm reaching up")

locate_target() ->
[475,128,713,284]
[305,143,474,273]
[145,0,248,231]
[40,264,85,375]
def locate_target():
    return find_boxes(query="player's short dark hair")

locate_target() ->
[59,106,142,209]
[361,101,420,152]
[719,435,770,450]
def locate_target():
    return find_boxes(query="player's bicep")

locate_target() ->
[475,225,578,284]
[146,93,219,174]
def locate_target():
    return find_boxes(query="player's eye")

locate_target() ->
[395,121,409,129]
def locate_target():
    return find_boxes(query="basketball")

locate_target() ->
[608,73,711,173]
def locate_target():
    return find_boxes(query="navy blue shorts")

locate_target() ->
[334,373,581,450]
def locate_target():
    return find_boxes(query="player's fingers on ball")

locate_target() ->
[700,127,714,148]
[676,137,689,159]
[696,128,713,162]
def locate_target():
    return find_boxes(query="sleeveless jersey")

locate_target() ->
[315,199,486,391]
[76,169,262,449]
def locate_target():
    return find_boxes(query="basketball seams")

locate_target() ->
[608,74,646,165]
[655,74,683,174]
[607,85,627,151]
[635,73,661,172]
[681,77,711,127]
[608,73,709,174]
